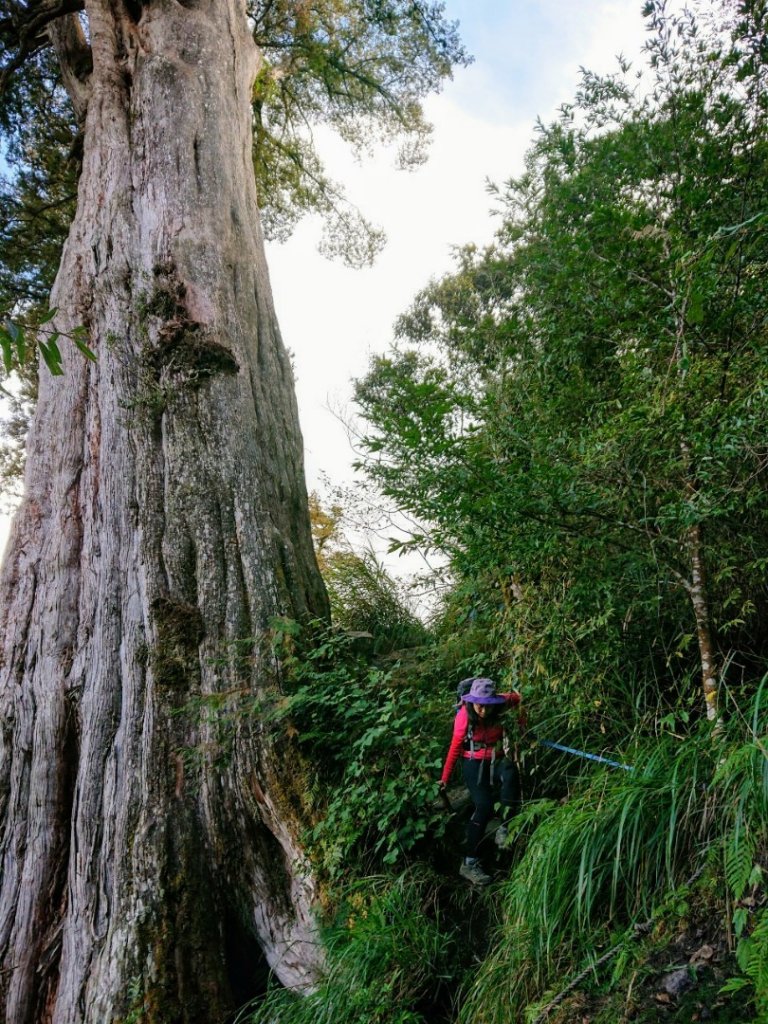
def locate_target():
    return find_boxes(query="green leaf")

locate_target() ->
[719,977,749,996]
[39,337,64,376]
[736,933,753,971]
[0,329,13,373]
[687,291,704,324]
[73,335,97,362]
[39,307,58,324]
[13,325,27,364]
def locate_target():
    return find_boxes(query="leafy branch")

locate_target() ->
[0,308,95,387]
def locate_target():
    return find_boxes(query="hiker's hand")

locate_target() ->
[437,781,446,791]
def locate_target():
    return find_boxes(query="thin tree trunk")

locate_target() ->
[687,521,719,722]
[0,2,328,1021]
[679,435,719,723]
[672,273,719,723]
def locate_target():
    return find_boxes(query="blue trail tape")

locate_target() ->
[538,739,634,772]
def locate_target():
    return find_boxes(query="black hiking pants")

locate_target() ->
[462,756,520,858]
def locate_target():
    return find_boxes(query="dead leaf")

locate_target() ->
[690,944,715,965]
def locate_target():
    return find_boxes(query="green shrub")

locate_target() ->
[240,870,463,1024]
[271,622,447,875]
[322,550,427,656]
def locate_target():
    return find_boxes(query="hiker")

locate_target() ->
[438,676,525,885]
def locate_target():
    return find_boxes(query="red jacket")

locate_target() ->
[440,693,524,785]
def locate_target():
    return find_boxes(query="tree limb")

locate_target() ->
[46,11,92,123]
[0,0,85,100]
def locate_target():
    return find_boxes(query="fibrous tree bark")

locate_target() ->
[0,2,331,1020]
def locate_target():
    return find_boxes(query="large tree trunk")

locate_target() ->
[0,2,329,1021]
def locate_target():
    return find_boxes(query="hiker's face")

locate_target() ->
[472,702,488,717]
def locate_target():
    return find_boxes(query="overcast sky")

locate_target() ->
[266,0,653,493]
[0,0,656,557]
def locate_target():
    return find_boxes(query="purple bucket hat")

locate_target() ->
[462,677,506,705]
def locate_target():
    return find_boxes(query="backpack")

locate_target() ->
[455,677,475,710]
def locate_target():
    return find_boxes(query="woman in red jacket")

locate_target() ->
[439,677,525,885]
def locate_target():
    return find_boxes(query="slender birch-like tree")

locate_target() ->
[0,2,466,1021]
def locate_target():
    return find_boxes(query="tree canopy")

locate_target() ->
[0,1,469,293]
[354,0,768,730]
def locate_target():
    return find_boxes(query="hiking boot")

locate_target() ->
[494,824,509,848]
[460,859,492,886]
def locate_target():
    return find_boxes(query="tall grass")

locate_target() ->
[240,869,465,1024]
[458,686,768,1023]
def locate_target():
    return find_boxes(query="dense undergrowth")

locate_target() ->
[240,617,767,1024]
[238,869,468,1024]
[458,691,768,1023]
[267,620,447,876]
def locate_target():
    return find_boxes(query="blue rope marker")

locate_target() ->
[538,738,634,772]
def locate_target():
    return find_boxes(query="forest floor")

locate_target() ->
[429,789,754,1024]
[547,917,748,1024]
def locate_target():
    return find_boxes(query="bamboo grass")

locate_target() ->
[458,693,767,1024]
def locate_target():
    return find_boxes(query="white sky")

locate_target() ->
[0,0,655,559]
[267,0,652,493]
